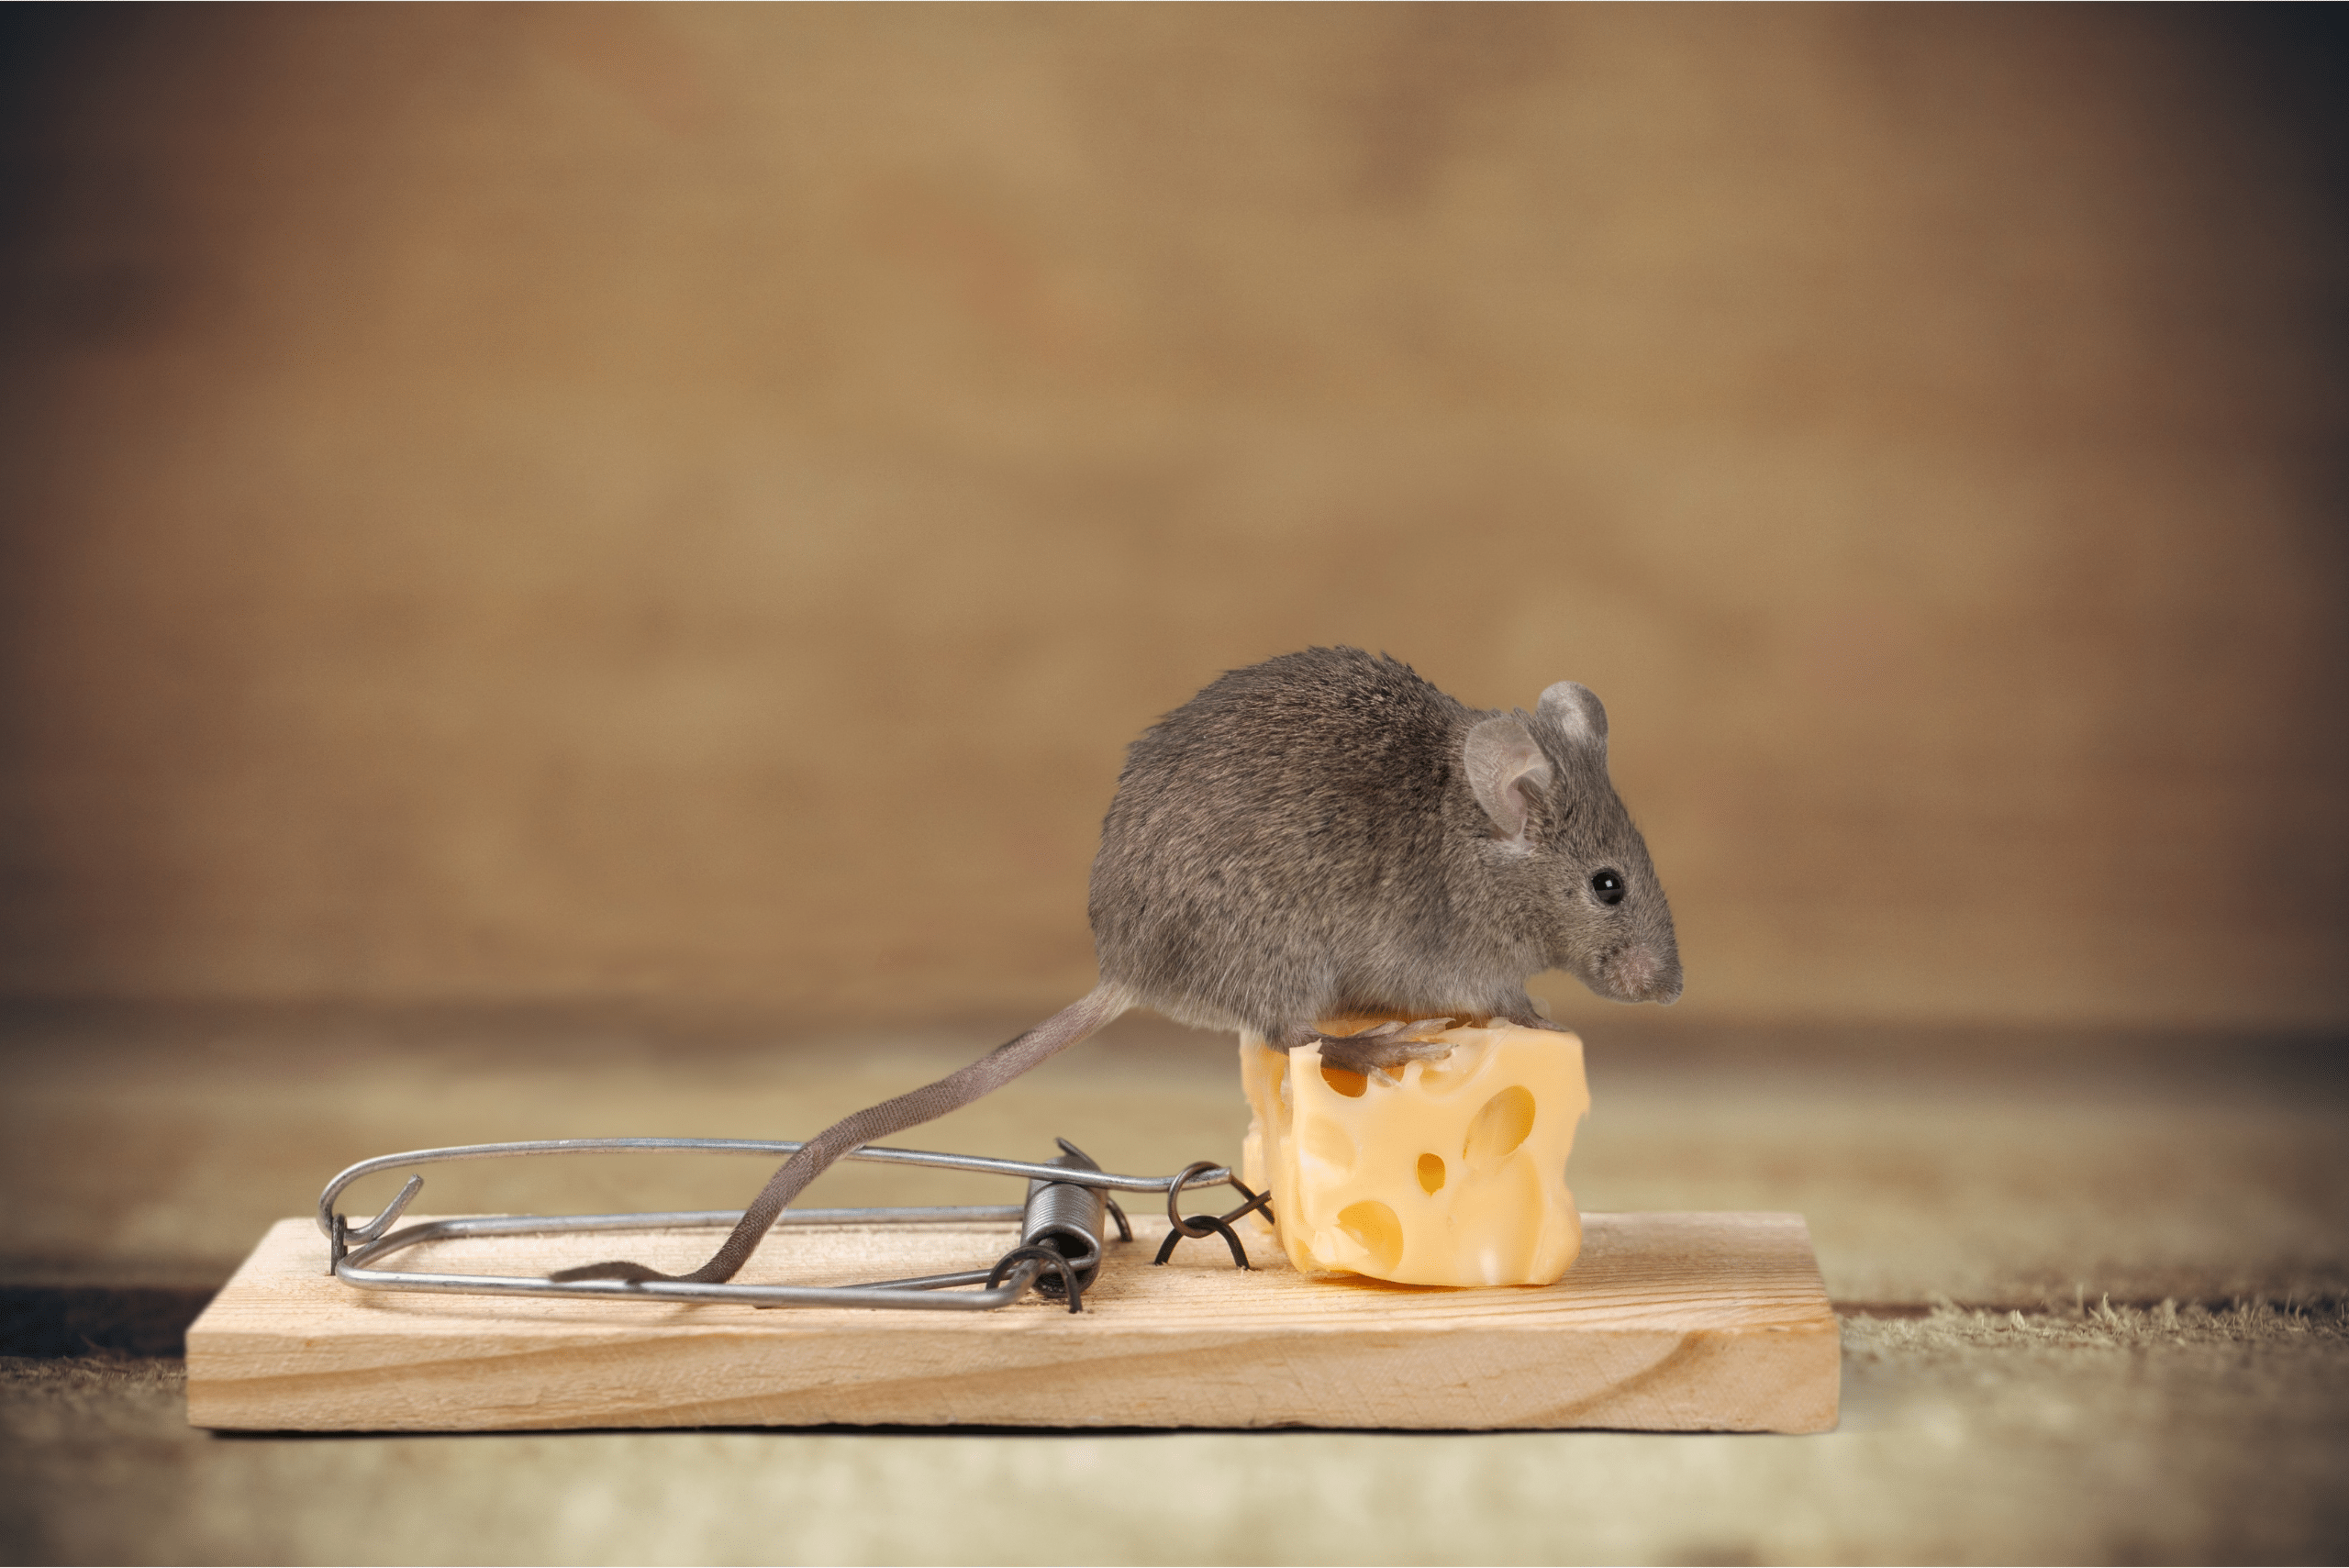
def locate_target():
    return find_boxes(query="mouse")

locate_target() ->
[562,646,1680,1284]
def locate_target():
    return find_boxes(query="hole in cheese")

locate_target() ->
[1416,1152,1446,1193]
[1320,1063,1369,1097]
[1463,1085,1536,1173]
[1335,1200,1404,1273]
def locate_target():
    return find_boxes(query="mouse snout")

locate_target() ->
[1604,944,1683,1006]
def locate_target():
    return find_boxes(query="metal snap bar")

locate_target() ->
[317,1135,1244,1313]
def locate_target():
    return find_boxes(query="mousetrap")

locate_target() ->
[185,1132,1840,1433]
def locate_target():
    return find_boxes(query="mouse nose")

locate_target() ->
[1606,945,1682,1005]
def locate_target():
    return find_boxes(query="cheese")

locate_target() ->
[1239,1018,1590,1286]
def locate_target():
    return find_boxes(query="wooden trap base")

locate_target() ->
[185,1212,1838,1433]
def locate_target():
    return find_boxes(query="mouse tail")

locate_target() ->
[554,984,1134,1285]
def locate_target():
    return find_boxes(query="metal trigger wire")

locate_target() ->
[1152,1214,1248,1269]
[1152,1173,1273,1270]
[1163,1162,1224,1237]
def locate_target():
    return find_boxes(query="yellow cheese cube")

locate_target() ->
[1239,1020,1590,1286]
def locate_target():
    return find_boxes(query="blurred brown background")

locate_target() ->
[2,3,2343,1030]
[5,12,2348,1565]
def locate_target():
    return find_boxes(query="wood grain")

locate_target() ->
[185,1212,1839,1433]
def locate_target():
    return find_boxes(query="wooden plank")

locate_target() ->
[185,1212,1839,1433]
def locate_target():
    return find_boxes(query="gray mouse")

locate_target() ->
[565,646,1680,1284]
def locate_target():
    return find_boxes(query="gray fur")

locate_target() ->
[1091,647,1682,1043]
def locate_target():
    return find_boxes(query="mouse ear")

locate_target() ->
[1537,682,1609,749]
[1464,717,1553,844]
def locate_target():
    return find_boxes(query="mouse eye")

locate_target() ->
[1590,870,1626,906]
